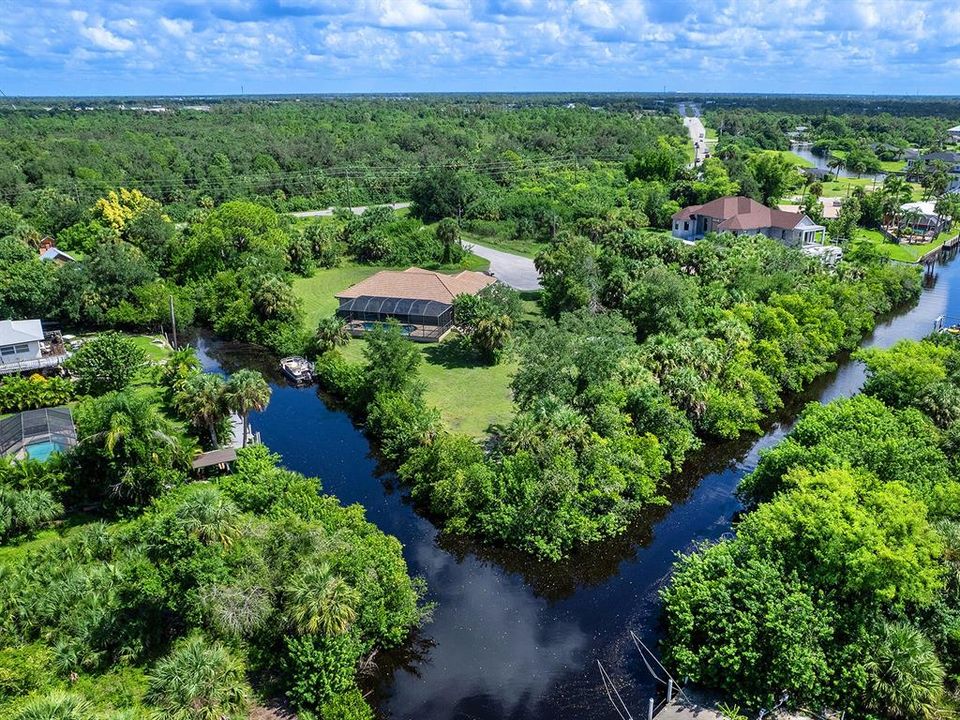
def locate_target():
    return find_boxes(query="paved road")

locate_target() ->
[289,201,411,218]
[683,116,707,166]
[466,240,541,291]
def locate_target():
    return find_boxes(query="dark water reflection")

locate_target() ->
[195,251,960,720]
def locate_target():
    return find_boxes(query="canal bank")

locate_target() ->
[196,249,960,720]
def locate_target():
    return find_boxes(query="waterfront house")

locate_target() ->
[0,319,68,376]
[335,267,496,342]
[887,200,951,242]
[671,196,827,246]
[906,151,960,193]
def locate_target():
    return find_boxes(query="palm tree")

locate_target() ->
[224,370,270,448]
[81,391,184,503]
[158,346,201,401]
[436,217,460,264]
[311,315,351,355]
[12,691,93,720]
[174,373,228,448]
[173,486,240,547]
[827,154,843,178]
[473,314,513,363]
[285,563,360,636]
[145,634,250,720]
[866,622,944,719]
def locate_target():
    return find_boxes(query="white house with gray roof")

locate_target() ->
[0,319,67,375]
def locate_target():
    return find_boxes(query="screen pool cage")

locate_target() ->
[336,295,454,341]
[0,406,77,457]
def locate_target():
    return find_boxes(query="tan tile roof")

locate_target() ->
[335,267,495,303]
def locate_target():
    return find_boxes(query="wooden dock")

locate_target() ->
[655,701,725,719]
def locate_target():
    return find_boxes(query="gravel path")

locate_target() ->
[466,240,541,291]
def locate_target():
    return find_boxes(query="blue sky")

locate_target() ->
[2,0,960,96]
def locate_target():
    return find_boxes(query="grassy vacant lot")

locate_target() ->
[293,256,490,330]
[340,336,517,438]
[856,227,956,263]
[462,227,546,259]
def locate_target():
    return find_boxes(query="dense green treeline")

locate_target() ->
[0,99,681,219]
[662,334,960,719]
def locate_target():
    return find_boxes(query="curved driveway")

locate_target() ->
[466,240,542,291]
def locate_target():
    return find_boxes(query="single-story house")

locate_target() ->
[890,200,951,240]
[948,125,960,142]
[38,237,76,264]
[779,197,843,221]
[0,319,68,375]
[335,267,496,342]
[907,151,960,193]
[672,196,827,246]
[0,406,77,461]
[802,167,834,182]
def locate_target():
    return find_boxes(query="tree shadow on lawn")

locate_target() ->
[422,336,487,370]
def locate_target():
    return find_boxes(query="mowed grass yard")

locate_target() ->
[292,255,490,330]
[341,337,517,438]
[856,227,957,263]
[294,258,527,438]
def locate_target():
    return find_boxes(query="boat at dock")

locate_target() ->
[279,356,314,384]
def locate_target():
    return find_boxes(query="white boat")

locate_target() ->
[279,356,314,384]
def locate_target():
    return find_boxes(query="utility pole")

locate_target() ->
[169,295,178,350]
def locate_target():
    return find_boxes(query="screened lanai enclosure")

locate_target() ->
[0,406,77,461]
[336,295,454,342]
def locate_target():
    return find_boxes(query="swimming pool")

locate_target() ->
[362,322,416,335]
[24,439,69,461]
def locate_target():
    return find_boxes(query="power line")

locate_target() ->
[0,153,617,203]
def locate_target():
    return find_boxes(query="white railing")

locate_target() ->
[0,354,67,375]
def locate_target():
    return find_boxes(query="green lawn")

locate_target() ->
[340,335,516,438]
[293,255,489,330]
[855,227,957,263]
[769,150,814,168]
[461,228,546,259]
[819,176,923,200]
[128,334,173,363]
[830,149,906,174]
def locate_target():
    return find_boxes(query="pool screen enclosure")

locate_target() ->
[0,406,77,458]
[336,295,454,341]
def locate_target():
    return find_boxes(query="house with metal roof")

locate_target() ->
[671,196,826,246]
[0,319,68,376]
[335,267,496,342]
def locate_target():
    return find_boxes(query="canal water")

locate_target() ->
[789,143,885,183]
[197,252,960,720]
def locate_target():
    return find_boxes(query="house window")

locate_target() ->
[684,221,689,231]
[0,346,16,358]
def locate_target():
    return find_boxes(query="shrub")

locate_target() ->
[65,333,147,396]
[12,691,94,720]
[284,633,364,710]
[313,352,365,409]
[365,391,439,462]
[320,688,374,720]
[0,375,74,414]
[145,634,250,720]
